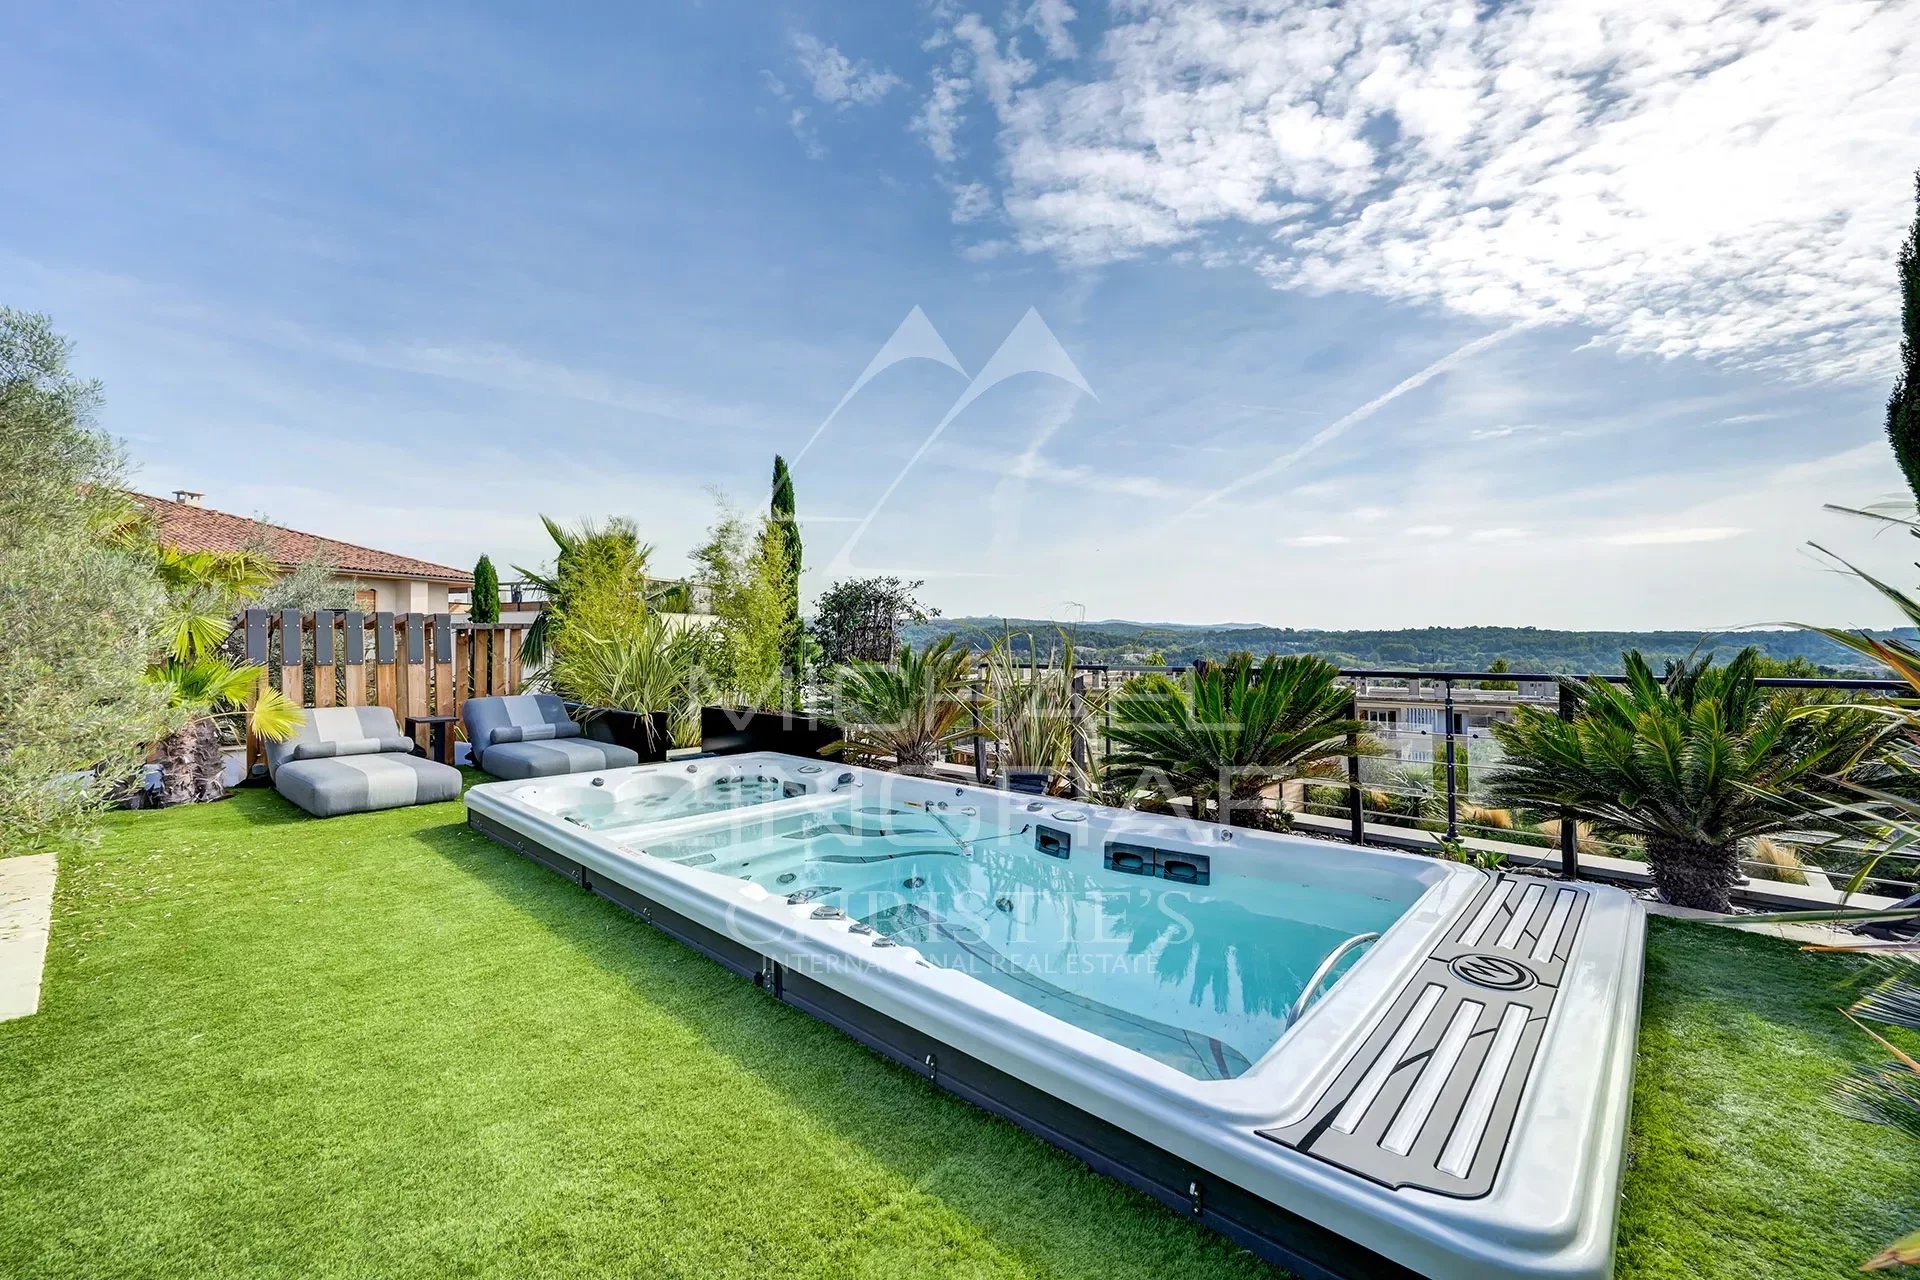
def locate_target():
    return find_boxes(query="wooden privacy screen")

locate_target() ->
[241,610,528,769]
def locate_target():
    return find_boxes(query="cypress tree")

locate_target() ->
[770,455,801,675]
[1889,171,1920,505]
[471,554,500,623]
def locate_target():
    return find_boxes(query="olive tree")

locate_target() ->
[0,309,166,850]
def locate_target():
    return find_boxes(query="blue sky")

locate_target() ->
[4,0,1918,629]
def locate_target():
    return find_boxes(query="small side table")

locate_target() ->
[406,715,460,766]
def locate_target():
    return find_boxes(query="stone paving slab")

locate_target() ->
[0,855,57,1022]
[1644,899,1855,946]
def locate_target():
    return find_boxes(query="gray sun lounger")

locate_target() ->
[462,694,641,779]
[266,706,462,818]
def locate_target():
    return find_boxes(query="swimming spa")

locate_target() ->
[465,753,1645,1280]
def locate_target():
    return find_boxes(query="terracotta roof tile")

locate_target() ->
[132,492,472,585]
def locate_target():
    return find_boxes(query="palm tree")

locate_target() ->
[1485,649,1897,912]
[1105,653,1366,828]
[147,546,302,805]
[827,636,974,776]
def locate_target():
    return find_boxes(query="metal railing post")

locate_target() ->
[1557,683,1579,879]
[1443,679,1459,841]
[968,680,989,787]
[1103,670,1113,771]
[1068,674,1089,799]
[1346,691,1364,845]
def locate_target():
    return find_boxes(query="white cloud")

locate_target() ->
[325,336,769,430]
[949,181,996,224]
[1606,526,1749,546]
[913,67,972,163]
[761,68,827,157]
[1469,423,1540,441]
[952,14,1036,111]
[940,0,1920,382]
[934,440,1189,501]
[1407,524,1455,538]
[1023,0,1078,60]
[787,108,826,161]
[1469,527,1528,542]
[1286,533,1349,547]
[791,32,903,108]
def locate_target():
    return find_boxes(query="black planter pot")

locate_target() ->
[1004,769,1055,796]
[563,703,671,763]
[700,705,842,759]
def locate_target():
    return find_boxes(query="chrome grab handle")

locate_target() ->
[1284,931,1381,1027]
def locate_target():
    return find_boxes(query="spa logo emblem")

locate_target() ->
[795,306,1096,577]
[1448,953,1537,992]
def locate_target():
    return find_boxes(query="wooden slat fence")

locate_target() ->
[242,610,529,772]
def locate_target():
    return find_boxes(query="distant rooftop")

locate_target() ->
[132,491,471,586]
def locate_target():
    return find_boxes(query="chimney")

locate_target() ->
[172,490,204,507]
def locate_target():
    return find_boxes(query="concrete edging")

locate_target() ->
[0,855,57,1022]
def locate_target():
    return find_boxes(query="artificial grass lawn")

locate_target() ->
[0,783,1913,1279]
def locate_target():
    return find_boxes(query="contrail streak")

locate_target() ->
[1170,321,1531,523]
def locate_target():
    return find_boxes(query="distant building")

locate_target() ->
[450,576,717,628]
[1345,675,1559,778]
[134,489,471,612]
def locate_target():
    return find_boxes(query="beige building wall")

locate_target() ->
[337,576,453,613]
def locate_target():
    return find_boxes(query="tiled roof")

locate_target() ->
[131,492,472,585]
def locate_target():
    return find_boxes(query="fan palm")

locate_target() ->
[1485,649,1897,912]
[827,636,974,776]
[143,544,301,806]
[1104,653,1366,828]
[153,545,278,659]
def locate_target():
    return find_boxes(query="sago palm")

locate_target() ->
[1486,648,1896,912]
[828,636,974,776]
[1105,653,1365,828]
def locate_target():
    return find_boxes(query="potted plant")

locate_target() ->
[983,632,1080,794]
[1485,649,1898,912]
[825,636,973,775]
[563,702,672,761]
[698,704,842,758]
[1105,652,1367,829]
[548,612,699,764]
